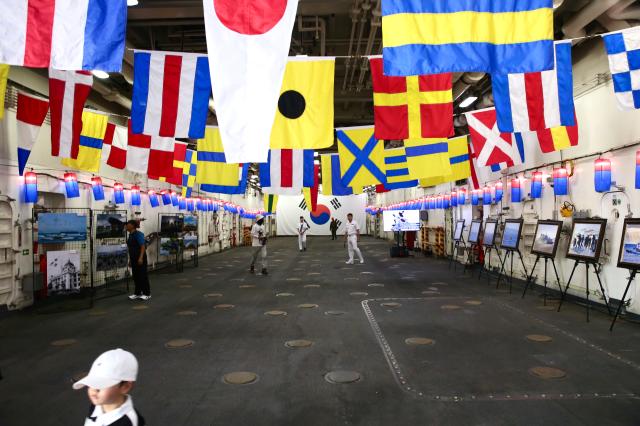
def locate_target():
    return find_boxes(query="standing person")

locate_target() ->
[344,213,364,264]
[298,216,310,251]
[73,348,145,425]
[250,214,268,275]
[330,218,338,240]
[126,220,150,301]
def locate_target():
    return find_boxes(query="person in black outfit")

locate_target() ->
[126,220,150,301]
[330,218,338,240]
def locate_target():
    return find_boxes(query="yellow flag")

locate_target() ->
[61,111,108,172]
[270,58,334,150]
[336,126,386,189]
[419,136,471,187]
[264,194,279,214]
[0,64,9,120]
[196,126,240,186]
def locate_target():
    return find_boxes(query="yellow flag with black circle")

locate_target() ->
[61,110,109,172]
[270,57,334,150]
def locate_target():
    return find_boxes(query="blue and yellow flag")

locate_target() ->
[0,64,9,120]
[336,126,386,189]
[200,164,249,195]
[405,138,452,180]
[264,194,279,214]
[381,0,554,75]
[419,136,471,187]
[181,149,197,197]
[321,153,354,196]
[383,147,418,190]
[196,126,240,186]
[61,111,109,172]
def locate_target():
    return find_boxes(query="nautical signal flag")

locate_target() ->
[603,27,640,110]
[369,57,453,140]
[125,121,175,177]
[200,164,249,195]
[0,64,8,120]
[270,57,335,150]
[181,149,198,197]
[466,108,524,169]
[259,149,315,195]
[48,69,93,159]
[415,136,471,186]
[302,164,320,212]
[492,40,575,133]
[264,194,279,214]
[131,50,211,139]
[196,126,240,186]
[202,0,299,163]
[321,153,353,196]
[16,92,49,176]
[515,120,579,154]
[61,110,109,172]
[151,142,188,186]
[404,138,452,180]
[102,124,127,170]
[383,147,418,190]
[381,0,554,76]
[0,0,127,71]
[336,126,386,190]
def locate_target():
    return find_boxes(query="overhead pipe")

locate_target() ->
[297,16,327,56]
[347,0,371,90]
[342,0,362,91]
[355,0,381,93]
[606,0,640,20]
[562,0,623,38]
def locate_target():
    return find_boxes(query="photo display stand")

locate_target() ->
[478,220,502,285]
[557,218,611,322]
[32,208,94,313]
[495,219,528,294]
[183,214,199,268]
[449,220,466,271]
[610,218,640,331]
[523,220,563,304]
[464,220,482,274]
[93,210,129,300]
[158,213,185,272]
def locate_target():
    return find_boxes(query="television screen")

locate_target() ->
[160,215,184,236]
[383,210,420,232]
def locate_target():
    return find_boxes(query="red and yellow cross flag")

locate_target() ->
[369,56,453,141]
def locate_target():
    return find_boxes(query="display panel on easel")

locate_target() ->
[566,218,607,262]
[500,219,523,250]
[483,220,498,247]
[531,220,563,257]
[453,220,465,241]
[617,218,640,269]
[468,220,482,244]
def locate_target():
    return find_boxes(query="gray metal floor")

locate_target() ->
[1,237,639,425]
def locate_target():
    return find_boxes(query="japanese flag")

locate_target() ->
[202,0,299,163]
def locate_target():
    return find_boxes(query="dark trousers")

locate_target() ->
[331,230,337,240]
[132,263,150,296]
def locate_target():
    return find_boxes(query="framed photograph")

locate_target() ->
[38,213,87,243]
[617,218,640,269]
[453,220,465,241]
[96,213,126,239]
[483,220,498,247]
[96,245,128,271]
[46,250,81,293]
[468,220,482,244]
[532,220,563,257]
[500,219,523,250]
[160,237,179,256]
[160,215,184,236]
[184,215,198,232]
[184,234,198,250]
[566,218,607,262]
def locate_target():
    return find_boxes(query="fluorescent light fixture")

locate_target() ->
[459,96,478,108]
[127,0,139,6]
[92,70,109,79]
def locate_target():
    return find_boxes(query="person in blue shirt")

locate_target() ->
[126,220,150,301]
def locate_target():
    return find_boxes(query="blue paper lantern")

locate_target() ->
[553,168,568,196]
[178,196,187,210]
[131,185,141,206]
[531,172,543,199]
[171,191,179,206]
[113,183,125,204]
[494,182,503,202]
[64,173,80,198]
[91,177,104,201]
[161,190,172,205]
[471,190,479,205]
[483,187,492,205]
[443,195,451,209]
[24,172,38,203]
[636,151,640,189]
[511,179,522,203]
[436,196,443,209]
[594,159,611,193]
[451,191,458,207]
[186,198,195,211]
[458,189,466,205]
[148,190,159,208]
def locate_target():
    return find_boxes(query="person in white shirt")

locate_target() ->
[344,213,364,264]
[250,214,268,275]
[297,216,310,252]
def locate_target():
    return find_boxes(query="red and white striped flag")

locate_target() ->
[126,121,175,177]
[102,123,127,169]
[16,92,49,176]
[48,69,92,159]
[259,149,315,195]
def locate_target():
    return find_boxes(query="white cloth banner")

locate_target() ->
[276,194,367,236]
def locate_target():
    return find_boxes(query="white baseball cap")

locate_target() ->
[256,214,264,221]
[72,349,138,390]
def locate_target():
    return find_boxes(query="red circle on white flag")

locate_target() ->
[214,0,288,35]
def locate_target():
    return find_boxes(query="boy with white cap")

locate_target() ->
[73,348,145,426]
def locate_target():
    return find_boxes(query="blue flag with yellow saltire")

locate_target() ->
[181,149,197,197]
[405,138,452,180]
[200,164,249,195]
[321,153,354,196]
[419,136,472,187]
[383,147,418,190]
[336,126,386,189]
[196,126,240,186]
[61,110,109,172]
[381,0,554,76]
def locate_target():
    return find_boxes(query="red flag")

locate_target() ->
[465,108,523,168]
[16,92,49,175]
[48,69,92,159]
[102,123,127,170]
[370,57,453,140]
[467,141,480,190]
[125,120,175,177]
[149,142,187,185]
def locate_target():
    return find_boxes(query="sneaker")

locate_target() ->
[359,260,365,264]
[345,260,354,264]
[140,295,151,301]
[261,268,268,275]
[128,294,139,300]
